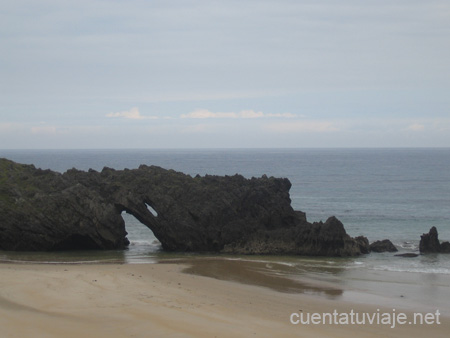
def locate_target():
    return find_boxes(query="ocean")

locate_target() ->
[1,148,450,311]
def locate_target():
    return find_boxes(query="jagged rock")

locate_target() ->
[369,239,398,253]
[420,227,442,253]
[355,236,370,254]
[395,253,419,258]
[222,216,364,256]
[0,160,127,251]
[295,210,307,223]
[296,217,364,256]
[440,241,450,253]
[0,158,366,256]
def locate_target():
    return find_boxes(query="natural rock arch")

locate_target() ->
[0,158,367,256]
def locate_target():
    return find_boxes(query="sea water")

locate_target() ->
[1,148,450,310]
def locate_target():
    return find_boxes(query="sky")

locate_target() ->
[1,0,449,149]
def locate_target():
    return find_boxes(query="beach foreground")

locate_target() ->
[0,262,447,338]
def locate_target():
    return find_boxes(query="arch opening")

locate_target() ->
[146,203,158,217]
[121,211,161,255]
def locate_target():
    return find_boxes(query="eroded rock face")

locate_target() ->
[0,158,365,256]
[355,236,370,254]
[420,227,441,253]
[222,216,364,256]
[441,242,450,253]
[369,239,398,253]
[395,253,419,258]
[420,227,450,253]
[0,160,128,251]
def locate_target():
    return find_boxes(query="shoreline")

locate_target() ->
[1,261,448,337]
[3,250,450,311]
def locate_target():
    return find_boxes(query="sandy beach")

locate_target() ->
[0,260,448,338]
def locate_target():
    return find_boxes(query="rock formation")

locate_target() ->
[354,236,370,254]
[369,239,398,253]
[0,158,366,256]
[441,242,450,253]
[395,253,419,258]
[420,227,450,253]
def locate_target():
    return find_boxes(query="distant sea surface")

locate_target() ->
[1,148,450,311]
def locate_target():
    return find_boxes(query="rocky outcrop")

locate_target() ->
[420,227,440,253]
[420,227,450,253]
[395,253,419,258]
[0,159,127,251]
[441,242,450,253]
[0,158,366,256]
[221,216,365,256]
[369,239,398,253]
[354,236,370,254]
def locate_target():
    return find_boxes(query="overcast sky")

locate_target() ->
[1,0,449,148]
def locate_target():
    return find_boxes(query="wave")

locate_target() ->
[372,265,450,275]
[129,239,161,248]
[397,241,419,250]
[0,258,123,264]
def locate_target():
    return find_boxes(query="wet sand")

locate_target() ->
[182,257,344,297]
[0,261,448,337]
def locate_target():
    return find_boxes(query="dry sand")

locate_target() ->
[0,261,448,337]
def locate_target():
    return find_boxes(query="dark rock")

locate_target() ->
[394,253,419,258]
[295,210,307,223]
[355,236,370,254]
[0,158,366,256]
[225,216,364,256]
[440,241,450,253]
[420,227,442,253]
[369,239,398,253]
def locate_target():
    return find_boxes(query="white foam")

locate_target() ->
[372,265,450,275]
[130,240,153,246]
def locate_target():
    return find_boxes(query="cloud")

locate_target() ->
[265,120,340,133]
[31,126,59,135]
[266,113,298,118]
[181,124,211,133]
[180,109,296,119]
[0,123,17,132]
[406,123,425,131]
[181,109,237,119]
[106,107,158,120]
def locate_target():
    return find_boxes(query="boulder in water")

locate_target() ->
[369,239,398,253]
